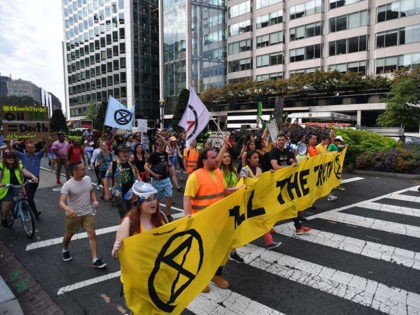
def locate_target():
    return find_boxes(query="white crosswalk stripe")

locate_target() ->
[357,201,420,217]
[275,225,420,270]
[237,244,420,315]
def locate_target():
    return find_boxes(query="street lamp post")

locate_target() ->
[159,98,165,129]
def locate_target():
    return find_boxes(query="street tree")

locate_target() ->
[92,101,107,131]
[50,109,68,133]
[172,89,190,132]
[377,78,420,131]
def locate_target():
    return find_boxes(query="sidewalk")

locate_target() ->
[0,167,65,314]
[0,241,64,314]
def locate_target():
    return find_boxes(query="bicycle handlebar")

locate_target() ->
[3,180,33,188]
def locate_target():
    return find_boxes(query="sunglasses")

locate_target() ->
[4,155,16,159]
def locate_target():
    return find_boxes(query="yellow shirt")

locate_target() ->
[316,143,327,154]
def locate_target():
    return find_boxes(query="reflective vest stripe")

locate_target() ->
[191,192,224,200]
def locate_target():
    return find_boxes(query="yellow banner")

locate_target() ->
[119,149,346,314]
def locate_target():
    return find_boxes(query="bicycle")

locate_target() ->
[4,180,35,238]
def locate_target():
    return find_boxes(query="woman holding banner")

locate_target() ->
[111,181,168,258]
[217,137,244,264]
[240,151,281,250]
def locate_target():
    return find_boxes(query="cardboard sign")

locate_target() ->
[137,119,148,133]
[206,132,229,149]
[266,119,279,143]
[1,105,50,141]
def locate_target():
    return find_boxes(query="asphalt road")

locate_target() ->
[0,159,419,315]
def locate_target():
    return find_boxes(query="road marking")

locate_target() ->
[274,224,420,270]
[358,201,420,217]
[316,211,420,238]
[26,225,118,251]
[239,244,420,315]
[188,283,283,315]
[57,271,121,295]
[341,177,364,184]
[385,194,420,203]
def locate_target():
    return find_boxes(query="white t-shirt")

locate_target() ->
[61,176,94,216]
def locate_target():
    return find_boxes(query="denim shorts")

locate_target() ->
[151,177,173,200]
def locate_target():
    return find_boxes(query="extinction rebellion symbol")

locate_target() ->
[114,109,133,125]
[148,229,204,312]
[185,104,198,141]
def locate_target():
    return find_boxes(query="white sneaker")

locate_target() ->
[327,194,338,201]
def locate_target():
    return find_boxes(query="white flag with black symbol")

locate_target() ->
[104,96,134,129]
[178,87,211,148]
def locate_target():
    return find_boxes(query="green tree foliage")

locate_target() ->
[92,101,108,131]
[172,89,190,131]
[377,78,420,131]
[199,71,390,106]
[85,103,97,124]
[50,109,68,133]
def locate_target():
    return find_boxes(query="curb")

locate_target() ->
[0,241,64,315]
[349,169,420,179]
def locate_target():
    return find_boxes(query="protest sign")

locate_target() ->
[1,105,50,141]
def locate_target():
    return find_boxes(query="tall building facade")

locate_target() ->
[0,75,11,97]
[62,0,159,121]
[6,79,42,104]
[160,0,226,114]
[226,0,420,82]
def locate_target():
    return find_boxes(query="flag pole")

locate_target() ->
[210,116,225,135]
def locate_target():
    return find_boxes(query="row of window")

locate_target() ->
[68,58,126,82]
[69,72,126,95]
[329,61,367,74]
[330,10,368,33]
[256,72,283,82]
[376,52,420,73]
[67,41,126,65]
[329,35,367,56]
[69,87,127,107]
[290,22,322,41]
[289,0,322,20]
[377,0,420,22]
[256,10,283,29]
[64,0,124,18]
[376,24,420,48]
[228,0,418,25]
[329,0,362,9]
[256,52,284,67]
[290,44,321,62]
[228,39,252,55]
[228,58,252,72]
[228,31,284,55]
[229,10,370,38]
[67,28,125,53]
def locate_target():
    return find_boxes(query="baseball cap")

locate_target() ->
[335,136,344,142]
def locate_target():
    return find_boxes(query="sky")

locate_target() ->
[0,0,65,108]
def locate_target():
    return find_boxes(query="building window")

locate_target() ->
[376,53,420,73]
[330,0,362,9]
[329,35,367,55]
[256,52,284,67]
[256,0,281,10]
[229,1,251,18]
[290,0,322,20]
[256,10,283,29]
[290,22,322,41]
[329,10,368,32]
[228,58,252,72]
[377,0,420,23]
[228,39,252,55]
[290,44,321,62]
[229,20,252,36]
[376,25,420,48]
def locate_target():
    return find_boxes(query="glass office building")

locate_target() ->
[62,0,159,121]
[161,0,226,113]
[226,0,420,82]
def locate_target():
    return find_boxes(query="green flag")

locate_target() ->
[257,101,263,117]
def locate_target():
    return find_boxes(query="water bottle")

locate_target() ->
[91,201,99,216]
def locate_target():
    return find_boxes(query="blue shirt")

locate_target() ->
[15,150,45,177]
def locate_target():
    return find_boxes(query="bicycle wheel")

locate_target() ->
[19,202,35,238]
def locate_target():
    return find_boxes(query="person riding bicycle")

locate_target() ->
[0,150,38,228]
